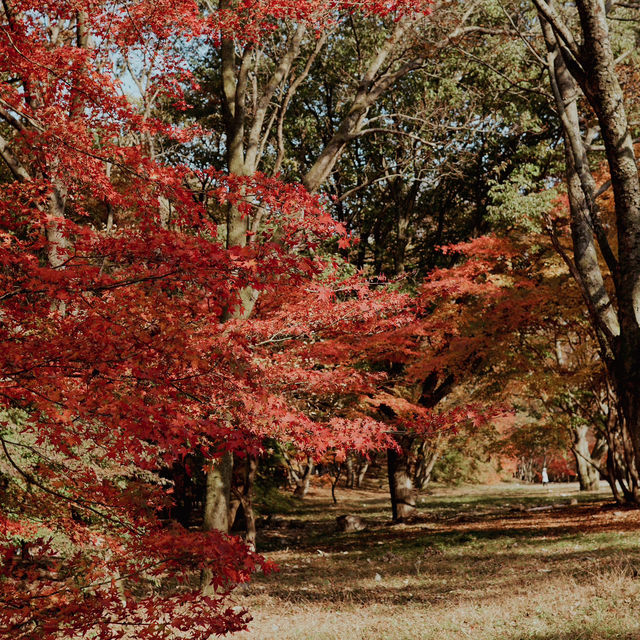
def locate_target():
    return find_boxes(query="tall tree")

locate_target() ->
[532,0,640,501]
[188,0,437,533]
[0,1,435,635]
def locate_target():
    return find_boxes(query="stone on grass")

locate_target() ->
[336,514,367,533]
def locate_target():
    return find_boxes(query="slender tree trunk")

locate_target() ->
[571,425,600,491]
[203,451,233,533]
[413,435,444,490]
[302,17,417,193]
[387,445,416,522]
[600,404,640,503]
[571,0,640,464]
[331,464,342,504]
[605,449,624,505]
[538,10,619,348]
[345,453,355,489]
[356,460,369,488]
[243,494,257,551]
[240,456,258,550]
[229,455,258,548]
[200,450,233,591]
[414,448,441,490]
[293,457,314,498]
[536,0,640,502]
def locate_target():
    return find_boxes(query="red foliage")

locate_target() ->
[243,236,532,458]
[212,0,433,43]
[0,1,438,638]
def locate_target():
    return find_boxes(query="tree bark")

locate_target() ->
[203,451,233,533]
[230,455,258,550]
[536,0,640,502]
[356,459,369,488]
[302,17,418,193]
[413,440,442,490]
[293,457,314,498]
[538,9,619,350]
[571,424,601,491]
[603,409,640,504]
[572,0,640,465]
[387,445,416,522]
[345,453,355,489]
[200,450,233,591]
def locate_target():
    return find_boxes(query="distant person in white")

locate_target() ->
[541,467,549,486]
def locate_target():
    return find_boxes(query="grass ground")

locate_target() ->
[231,480,640,640]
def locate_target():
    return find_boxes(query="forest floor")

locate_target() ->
[232,478,640,640]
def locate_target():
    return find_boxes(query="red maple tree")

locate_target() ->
[0,1,437,638]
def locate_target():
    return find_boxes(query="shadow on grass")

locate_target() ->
[417,490,614,512]
[242,485,640,640]
[249,537,640,608]
[258,502,640,554]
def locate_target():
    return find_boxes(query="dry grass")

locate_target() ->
[230,481,640,640]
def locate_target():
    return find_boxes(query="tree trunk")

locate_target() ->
[331,464,342,504]
[302,17,417,193]
[413,437,443,490]
[387,446,416,522]
[571,424,600,491]
[200,451,233,591]
[236,456,258,550]
[203,451,233,533]
[614,419,640,503]
[345,453,355,489]
[538,7,619,348]
[605,449,624,505]
[242,495,257,551]
[293,457,314,498]
[356,460,369,488]
[572,0,640,464]
[536,0,640,503]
